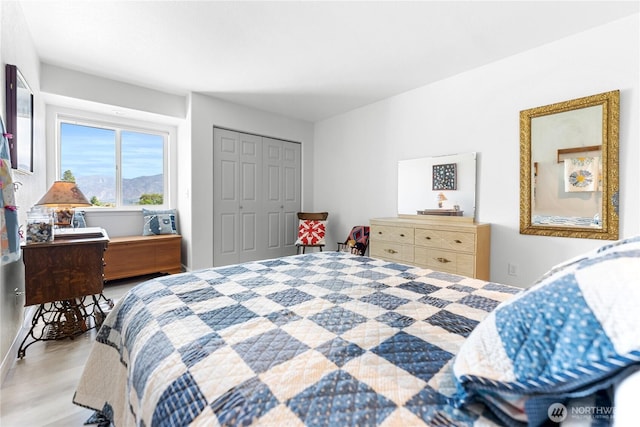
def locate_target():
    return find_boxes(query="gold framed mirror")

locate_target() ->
[520,90,619,240]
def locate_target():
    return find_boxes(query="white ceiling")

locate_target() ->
[18,1,639,122]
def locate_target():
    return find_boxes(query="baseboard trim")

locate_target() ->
[0,306,36,385]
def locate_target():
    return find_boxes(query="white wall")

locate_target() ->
[314,15,639,288]
[189,93,314,270]
[41,64,187,119]
[0,0,46,373]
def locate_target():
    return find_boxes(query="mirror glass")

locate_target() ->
[520,90,619,239]
[5,64,34,173]
[398,152,476,219]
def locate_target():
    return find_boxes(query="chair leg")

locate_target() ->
[302,246,306,254]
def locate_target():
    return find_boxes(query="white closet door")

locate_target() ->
[213,128,301,266]
[213,128,262,266]
[281,140,302,253]
[263,137,301,259]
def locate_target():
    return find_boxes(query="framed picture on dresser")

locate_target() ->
[432,162,457,190]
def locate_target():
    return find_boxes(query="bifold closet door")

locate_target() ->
[263,137,301,260]
[213,128,262,266]
[213,128,301,267]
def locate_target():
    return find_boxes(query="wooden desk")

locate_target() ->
[18,230,111,358]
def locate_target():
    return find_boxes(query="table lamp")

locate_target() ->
[35,181,91,227]
[436,192,447,208]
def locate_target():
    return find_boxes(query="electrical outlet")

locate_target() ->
[508,263,518,276]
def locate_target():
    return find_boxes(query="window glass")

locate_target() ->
[60,123,116,206]
[59,121,167,208]
[121,131,164,206]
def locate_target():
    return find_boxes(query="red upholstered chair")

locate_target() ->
[337,225,370,256]
[295,212,328,254]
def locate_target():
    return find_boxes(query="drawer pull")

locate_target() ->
[435,257,451,264]
[399,234,405,237]
[385,249,398,254]
[454,239,462,244]
[425,236,431,240]
[378,231,383,234]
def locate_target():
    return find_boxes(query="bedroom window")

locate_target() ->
[59,119,168,208]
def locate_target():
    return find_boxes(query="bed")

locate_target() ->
[74,237,640,426]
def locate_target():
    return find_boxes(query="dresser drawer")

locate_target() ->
[370,241,414,263]
[439,230,475,252]
[370,225,414,244]
[415,228,475,252]
[414,228,443,248]
[414,247,475,276]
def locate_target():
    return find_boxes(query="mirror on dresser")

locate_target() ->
[398,152,477,220]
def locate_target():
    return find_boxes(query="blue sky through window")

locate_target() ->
[122,130,163,179]
[60,123,163,179]
[61,123,114,178]
[60,121,166,206]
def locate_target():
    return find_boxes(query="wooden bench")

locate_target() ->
[103,234,182,281]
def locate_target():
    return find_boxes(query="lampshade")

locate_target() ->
[36,181,91,208]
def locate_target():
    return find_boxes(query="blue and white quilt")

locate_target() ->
[453,235,640,426]
[73,251,520,426]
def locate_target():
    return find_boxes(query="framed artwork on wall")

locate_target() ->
[5,64,34,173]
[432,163,457,190]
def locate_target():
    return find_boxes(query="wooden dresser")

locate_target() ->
[369,217,490,280]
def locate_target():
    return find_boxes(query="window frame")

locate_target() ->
[50,108,175,211]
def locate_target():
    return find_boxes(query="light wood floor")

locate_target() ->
[0,279,140,427]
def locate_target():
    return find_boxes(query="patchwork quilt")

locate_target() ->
[73,251,521,426]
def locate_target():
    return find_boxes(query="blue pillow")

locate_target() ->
[142,208,178,236]
[72,210,87,228]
